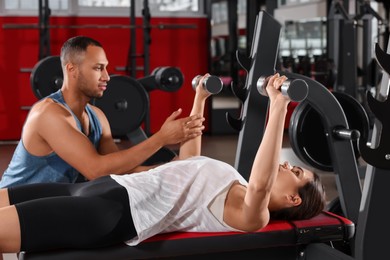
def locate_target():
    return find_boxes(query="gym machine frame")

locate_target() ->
[231,7,390,260]
[327,0,359,98]
[327,0,387,101]
[303,38,390,260]
[355,0,387,90]
[229,8,362,227]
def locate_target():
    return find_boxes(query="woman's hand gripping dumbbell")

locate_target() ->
[191,74,223,95]
[257,74,309,102]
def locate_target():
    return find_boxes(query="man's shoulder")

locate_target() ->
[32,98,67,114]
[26,99,71,130]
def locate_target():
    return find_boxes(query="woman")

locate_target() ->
[0,73,326,256]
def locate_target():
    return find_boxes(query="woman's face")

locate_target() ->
[273,161,314,200]
[279,161,313,185]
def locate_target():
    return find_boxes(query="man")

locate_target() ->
[0,36,204,188]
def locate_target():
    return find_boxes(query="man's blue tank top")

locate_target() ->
[0,90,102,188]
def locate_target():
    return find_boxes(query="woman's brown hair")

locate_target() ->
[270,172,326,220]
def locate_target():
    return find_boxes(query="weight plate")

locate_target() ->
[93,75,149,137]
[154,66,183,92]
[335,92,370,144]
[289,100,331,171]
[30,55,63,99]
[289,92,370,171]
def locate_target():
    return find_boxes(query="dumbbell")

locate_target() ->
[153,67,183,92]
[256,75,309,102]
[138,66,184,92]
[191,75,223,94]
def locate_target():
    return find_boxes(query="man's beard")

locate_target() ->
[77,75,103,99]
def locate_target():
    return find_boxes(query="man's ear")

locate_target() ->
[65,62,73,71]
[66,62,78,78]
[288,194,302,206]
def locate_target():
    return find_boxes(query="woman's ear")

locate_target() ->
[288,194,302,206]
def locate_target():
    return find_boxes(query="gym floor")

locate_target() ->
[0,132,339,260]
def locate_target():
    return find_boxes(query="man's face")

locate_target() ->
[74,45,110,99]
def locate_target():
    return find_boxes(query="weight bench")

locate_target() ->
[19,211,354,260]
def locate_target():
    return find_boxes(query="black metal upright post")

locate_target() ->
[246,0,263,57]
[205,0,213,73]
[231,11,282,179]
[127,0,137,78]
[227,0,238,87]
[38,0,51,60]
[355,41,390,260]
[142,0,151,76]
[142,0,151,135]
[356,1,384,90]
[382,2,390,49]
[339,18,358,98]
[327,0,351,92]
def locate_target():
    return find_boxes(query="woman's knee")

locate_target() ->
[0,206,21,253]
[0,189,10,208]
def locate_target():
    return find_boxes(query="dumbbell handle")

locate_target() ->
[257,76,309,102]
[192,75,223,94]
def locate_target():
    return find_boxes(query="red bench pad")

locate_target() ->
[19,211,354,260]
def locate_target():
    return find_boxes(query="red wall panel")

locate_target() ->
[0,16,210,140]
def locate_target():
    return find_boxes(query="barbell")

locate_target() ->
[30,55,184,100]
[138,66,184,92]
[29,55,185,137]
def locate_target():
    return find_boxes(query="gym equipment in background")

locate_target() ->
[3,0,196,77]
[136,66,185,135]
[226,11,282,180]
[92,75,176,165]
[289,91,370,172]
[138,66,184,93]
[30,55,63,100]
[352,42,390,260]
[29,55,184,100]
[302,38,390,260]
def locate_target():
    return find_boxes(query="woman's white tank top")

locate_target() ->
[111,156,248,246]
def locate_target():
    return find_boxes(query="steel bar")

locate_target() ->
[2,23,197,29]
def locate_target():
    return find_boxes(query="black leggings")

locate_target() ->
[7,176,136,253]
